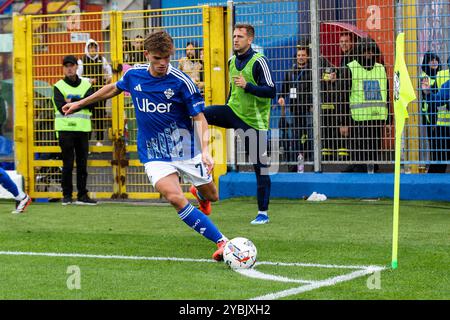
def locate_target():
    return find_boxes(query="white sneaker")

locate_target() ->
[12,194,32,214]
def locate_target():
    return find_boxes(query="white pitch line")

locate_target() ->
[0,250,386,300]
[0,251,384,270]
[0,251,214,264]
[256,261,382,270]
[250,267,386,300]
[235,268,316,284]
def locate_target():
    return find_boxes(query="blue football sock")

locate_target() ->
[0,167,19,198]
[178,203,223,243]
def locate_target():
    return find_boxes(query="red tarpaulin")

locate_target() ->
[320,22,369,67]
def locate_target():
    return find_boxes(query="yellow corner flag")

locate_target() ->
[394,33,416,133]
[392,32,417,269]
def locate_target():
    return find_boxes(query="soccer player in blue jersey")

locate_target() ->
[0,167,31,214]
[62,30,228,261]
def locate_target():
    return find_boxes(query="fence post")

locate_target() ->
[108,10,125,198]
[12,13,30,191]
[310,0,321,172]
[204,5,228,185]
[225,0,236,172]
[402,0,420,173]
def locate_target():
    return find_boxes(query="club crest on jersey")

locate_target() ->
[164,88,175,99]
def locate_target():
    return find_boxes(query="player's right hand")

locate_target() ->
[62,102,82,115]
[202,152,214,175]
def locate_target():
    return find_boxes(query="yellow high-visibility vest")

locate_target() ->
[52,79,92,132]
[347,60,388,121]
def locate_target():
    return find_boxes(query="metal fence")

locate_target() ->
[0,15,14,162]
[13,6,228,199]
[232,0,449,174]
[12,1,450,198]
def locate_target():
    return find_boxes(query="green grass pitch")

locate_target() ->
[0,198,448,300]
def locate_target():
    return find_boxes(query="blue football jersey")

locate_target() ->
[116,64,205,163]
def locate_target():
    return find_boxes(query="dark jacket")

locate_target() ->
[279,57,334,116]
[279,62,312,116]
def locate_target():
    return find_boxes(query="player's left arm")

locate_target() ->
[243,56,276,99]
[192,112,214,175]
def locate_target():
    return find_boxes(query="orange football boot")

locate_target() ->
[190,185,211,215]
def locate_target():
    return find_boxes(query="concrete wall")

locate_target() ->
[219,172,450,201]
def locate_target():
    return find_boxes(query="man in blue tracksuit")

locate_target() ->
[203,24,276,225]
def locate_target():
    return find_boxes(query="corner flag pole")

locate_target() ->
[392,32,416,269]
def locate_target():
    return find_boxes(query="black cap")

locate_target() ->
[62,55,78,66]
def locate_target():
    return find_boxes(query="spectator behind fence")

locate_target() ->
[420,52,443,172]
[436,56,450,89]
[277,45,313,168]
[130,35,145,64]
[77,39,113,147]
[53,55,97,205]
[339,32,357,68]
[421,68,450,173]
[338,38,390,173]
[179,41,204,90]
[123,36,133,64]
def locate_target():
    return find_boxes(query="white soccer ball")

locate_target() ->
[223,237,257,269]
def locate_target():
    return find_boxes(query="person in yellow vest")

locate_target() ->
[335,32,358,160]
[420,52,443,173]
[52,55,97,205]
[421,68,450,173]
[338,38,390,173]
[435,56,450,89]
[203,24,276,224]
